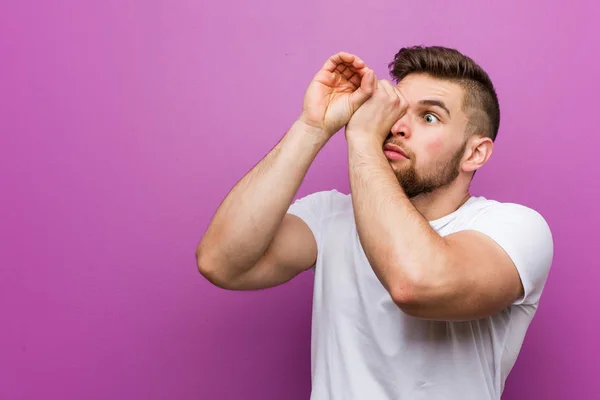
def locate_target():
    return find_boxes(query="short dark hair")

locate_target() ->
[388,46,500,141]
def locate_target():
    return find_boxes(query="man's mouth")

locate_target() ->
[383,143,409,160]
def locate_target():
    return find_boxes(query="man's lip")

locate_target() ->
[383,143,409,158]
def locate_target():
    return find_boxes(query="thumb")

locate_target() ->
[349,69,377,109]
[392,86,408,116]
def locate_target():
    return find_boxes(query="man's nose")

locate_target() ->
[390,117,411,139]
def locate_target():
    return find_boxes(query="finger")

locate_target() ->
[348,71,361,87]
[381,80,405,110]
[322,52,365,72]
[335,64,371,88]
[368,70,378,92]
[349,69,377,109]
[393,86,408,103]
[333,52,365,69]
[378,79,396,97]
[335,62,368,76]
[376,79,391,95]
[336,65,355,80]
[326,68,358,89]
[339,66,370,84]
[393,86,409,114]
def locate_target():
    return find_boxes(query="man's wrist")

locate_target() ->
[287,119,330,150]
[346,129,383,156]
[295,118,331,141]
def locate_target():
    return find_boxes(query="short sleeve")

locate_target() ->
[465,204,554,306]
[287,189,345,255]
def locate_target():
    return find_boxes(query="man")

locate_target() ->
[196,46,554,399]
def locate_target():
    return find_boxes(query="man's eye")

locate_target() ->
[424,113,439,124]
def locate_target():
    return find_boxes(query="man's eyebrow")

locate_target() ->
[419,99,451,117]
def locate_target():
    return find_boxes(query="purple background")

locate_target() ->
[1,1,598,399]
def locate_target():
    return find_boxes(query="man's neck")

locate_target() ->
[409,180,472,221]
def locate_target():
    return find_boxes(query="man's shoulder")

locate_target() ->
[457,196,552,240]
[464,196,548,222]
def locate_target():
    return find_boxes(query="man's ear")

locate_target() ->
[462,135,493,173]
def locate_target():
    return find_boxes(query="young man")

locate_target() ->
[196,46,554,400]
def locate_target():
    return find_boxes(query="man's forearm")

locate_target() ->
[197,120,328,279]
[346,137,448,301]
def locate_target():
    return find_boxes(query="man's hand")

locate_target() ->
[299,52,377,139]
[345,79,408,146]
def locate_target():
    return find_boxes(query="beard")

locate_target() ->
[389,140,467,199]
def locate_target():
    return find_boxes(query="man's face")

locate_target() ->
[384,73,471,198]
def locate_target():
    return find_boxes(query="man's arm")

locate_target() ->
[344,80,541,321]
[196,121,326,290]
[346,140,524,320]
[196,52,376,290]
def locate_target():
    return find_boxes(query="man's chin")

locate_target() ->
[389,162,410,173]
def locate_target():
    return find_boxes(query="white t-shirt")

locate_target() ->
[287,190,553,400]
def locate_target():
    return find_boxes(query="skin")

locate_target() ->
[346,75,523,321]
[196,52,373,290]
[196,52,523,321]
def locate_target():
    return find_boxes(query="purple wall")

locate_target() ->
[1,1,598,399]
